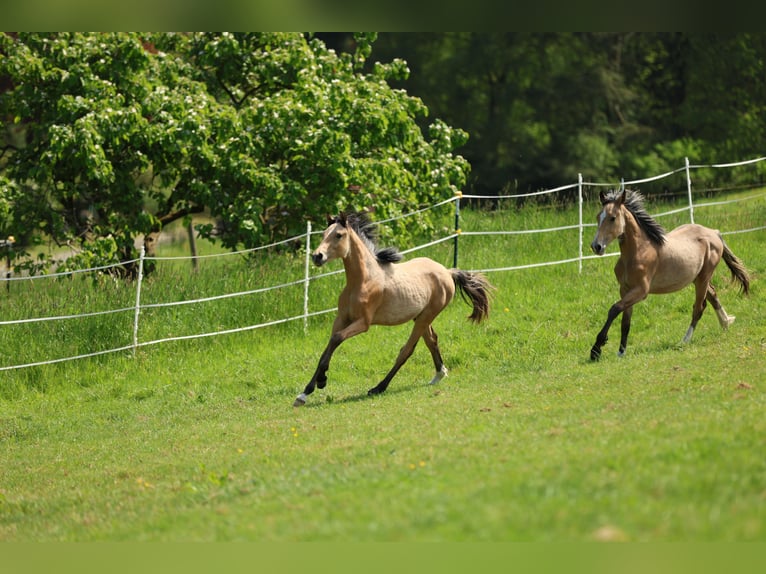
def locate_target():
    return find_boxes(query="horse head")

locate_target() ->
[591,189,627,255]
[313,213,351,266]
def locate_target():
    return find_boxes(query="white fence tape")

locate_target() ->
[1,156,765,371]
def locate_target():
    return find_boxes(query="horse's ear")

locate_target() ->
[338,211,348,226]
[326,214,335,226]
[617,189,627,205]
[599,190,608,204]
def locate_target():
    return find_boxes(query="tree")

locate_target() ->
[680,34,766,161]
[370,33,766,197]
[0,32,469,274]
[371,33,628,194]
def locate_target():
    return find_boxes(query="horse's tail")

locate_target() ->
[451,270,494,323]
[720,235,750,295]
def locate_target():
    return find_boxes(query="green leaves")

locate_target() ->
[2,32,470,272]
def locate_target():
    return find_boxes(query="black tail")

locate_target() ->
[721,237,750,295]
[451,270,494,323]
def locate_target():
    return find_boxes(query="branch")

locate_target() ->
[154,204,205,231]
[215,72,261,109]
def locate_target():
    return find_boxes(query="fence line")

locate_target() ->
[2,156,765,372]
[1,259,137,282]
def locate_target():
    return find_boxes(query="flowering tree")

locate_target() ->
[0,32,469,274]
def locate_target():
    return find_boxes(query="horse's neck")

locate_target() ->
[342,232,380,286]
[620,209,652,255]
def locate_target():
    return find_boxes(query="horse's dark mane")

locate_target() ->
[335,211,403,264]
[604,189,666,247]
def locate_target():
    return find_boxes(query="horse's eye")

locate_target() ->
[610,216,616,222]
[335,232,343,239]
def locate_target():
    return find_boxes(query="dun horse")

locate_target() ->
[589,189,750,361]
[294,211,493,407]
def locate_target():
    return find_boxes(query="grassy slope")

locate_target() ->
[0,192,764,541]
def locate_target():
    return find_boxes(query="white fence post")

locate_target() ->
[3,156,765,372]
[685,156,695,224]
[132,246,145,357]
[453,191,462,269]
[578,173,584,273]
[303,221,312,335]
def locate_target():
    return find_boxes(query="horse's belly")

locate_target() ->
[372,283,431,325]
[649,231,709,293]
[372,260,452,325]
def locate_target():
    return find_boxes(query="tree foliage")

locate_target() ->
[0,32,469,273]
[370,32,766,195]
[3,32,766,275]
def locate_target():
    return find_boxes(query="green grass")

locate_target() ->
[0,190,764,541]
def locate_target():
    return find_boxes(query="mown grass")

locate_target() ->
[0,189,764,541]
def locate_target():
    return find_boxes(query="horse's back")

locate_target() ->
[668,223,720,240]
[666,224,723,257]
[372,257,454,325]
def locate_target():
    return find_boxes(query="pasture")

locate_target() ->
[0,190,764,542]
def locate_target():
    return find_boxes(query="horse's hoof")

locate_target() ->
[293,393,307,407]
[590,347,601,361]
[367,387,382,396]
[429,367,448,385]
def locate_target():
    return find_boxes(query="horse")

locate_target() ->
[589,189,750,361]
[294,211,494,407]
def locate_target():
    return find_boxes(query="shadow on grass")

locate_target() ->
[294,380,426,409]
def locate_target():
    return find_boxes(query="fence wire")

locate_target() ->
[2,156,764,371]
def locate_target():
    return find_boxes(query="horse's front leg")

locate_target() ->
[593,284,648,361]
[591,303,623,361]
[294,340,339,407]
[294,318,370,407]
[618,306,633,357]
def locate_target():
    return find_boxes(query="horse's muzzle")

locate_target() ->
[312,252,326,266]
[591,241,606,256]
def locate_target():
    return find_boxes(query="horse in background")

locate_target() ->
[589,189,750,361]
[294,211,494,407]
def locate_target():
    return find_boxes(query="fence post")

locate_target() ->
[187,220,199,273]
[303,220,312,335]
[132,246,145,357]
[453,191,462,269]
[578,173,583,273]
[685,156,695,224]
[1,235,14,293]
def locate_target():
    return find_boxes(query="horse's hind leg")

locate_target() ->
[683,280,709,343]
[706,284,735,329]
[422,325,448,384]
[368,321,426,396]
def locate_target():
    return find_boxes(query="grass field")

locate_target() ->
[0,190,764,542]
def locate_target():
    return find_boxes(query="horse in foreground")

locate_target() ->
[589,189,750,361]
[294,211,494,407]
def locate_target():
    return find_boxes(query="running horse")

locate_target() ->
[294,211,494,407]
[589,189,750,361]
